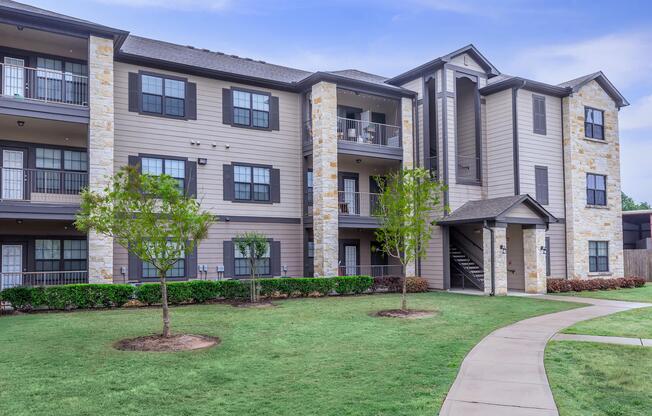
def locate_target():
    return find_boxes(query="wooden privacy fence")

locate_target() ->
[624,249,652,281]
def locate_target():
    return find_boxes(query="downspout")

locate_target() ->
[483,220,495,296]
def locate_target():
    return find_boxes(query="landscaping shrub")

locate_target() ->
[333,276,373,295]
[258,277,335,297]
[186,280,222,303]
[547,277,647,293]
[0,284,134,311]
[219,279,250,300]
[134,282,195,305]
[372,276,403,292]
[405,277,429,293]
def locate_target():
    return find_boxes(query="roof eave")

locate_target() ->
[480,78,570,98]
[298,72,417,97]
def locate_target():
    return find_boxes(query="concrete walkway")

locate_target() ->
[439,295,650,416]
[552,333,652,346]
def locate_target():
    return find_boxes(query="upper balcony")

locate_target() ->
[303,88,403,160]
[0,22,90,123]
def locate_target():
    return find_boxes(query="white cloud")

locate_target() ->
[620,134,652,203]
[620,95,652,131]
[510,31,652,89]
[93,0,231,11]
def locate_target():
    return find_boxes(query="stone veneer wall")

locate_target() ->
[563,80,624,279]
[483,226,508,295]
[401,96,417,276]
[523,227,547,293]
[87,35,115,283]
[311,82,339,277]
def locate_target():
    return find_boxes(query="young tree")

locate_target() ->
[622,192,651,211]
[234,232,269,303]
[75,166,213,337]
[374,168,446,311]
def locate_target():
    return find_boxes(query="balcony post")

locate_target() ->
[311,81,339,277]
[87,35,115,283]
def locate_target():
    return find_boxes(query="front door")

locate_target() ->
[338,173,359,216]
[2,149,24,200]
[344,244,358,276]
[1,244,23,290]
[3,57,25,98]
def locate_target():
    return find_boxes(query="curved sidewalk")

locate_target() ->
[439,295,650,416]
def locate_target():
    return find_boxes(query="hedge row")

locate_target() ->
[547,277,646,293]
[372,276,429,293]
[0,276,376,311]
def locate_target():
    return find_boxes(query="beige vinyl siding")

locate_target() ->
[401,77,423,99]
[449,53,485,73]
[505,204,542,219]
[113,62,303,219]
[547,222,567,278]
[422,225,444,288]
[485,89,515,198]
[517,90,564,218]
[113,221,304,280]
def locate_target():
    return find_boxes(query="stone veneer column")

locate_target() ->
[311,82,338,277]
[87,35,115,283]
[523,227,547,294]
[483,226,507,295]
[401,97,417,276]
[563,80,624,279]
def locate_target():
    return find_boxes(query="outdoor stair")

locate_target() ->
[450,245,484,290]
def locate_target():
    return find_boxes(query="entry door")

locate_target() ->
[344,244,358,276]
[2,150,24,200]
[3,57,25,97]
[1,245,23,290]
[343,178,358,215]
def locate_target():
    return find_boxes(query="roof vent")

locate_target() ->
[202,48,210,52]
[258,60,266,64]
[216,52,224,55]
[186,45,195,49]
[244,58,253,61]
[230,54,239,58]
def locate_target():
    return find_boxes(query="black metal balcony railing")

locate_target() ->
[0,270,89,290]
[338,191,381,217]
[338,264,403,277]
[337,117,401,148]
[1,63,89,107]
[0,168,87,203]
[456,154,481,183]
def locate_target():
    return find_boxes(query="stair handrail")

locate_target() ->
[450,229,483,268]
[450,259,484,290]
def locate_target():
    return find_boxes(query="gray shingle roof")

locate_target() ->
[438,195,556,224]
[557,72,601,89]
[120,35,312,84]
[327,69,388,85]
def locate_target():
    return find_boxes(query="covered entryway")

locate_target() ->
[439,195,556,295]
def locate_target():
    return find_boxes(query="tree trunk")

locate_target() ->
[160,272,171,338]
[401,275,408,311]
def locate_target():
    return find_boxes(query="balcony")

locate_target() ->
[338,264,403,277]
[456,154,481,184]
[0,168,87,203]
[0,63,89,123]
[0,270,88,290]
[338,191,382,228]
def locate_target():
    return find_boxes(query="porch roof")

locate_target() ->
[437,195,557,225]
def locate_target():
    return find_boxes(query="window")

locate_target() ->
[306,170,313,205]
[36,148,61,192]
[141,74,185,117]
[35,239,87,272]
[533,95,546,135]
[35,148,88,193]
[63,150,88,192]
[586,173,606,206]
[36,57,63,101]
[545,237,551,277]
[142,241,185,278]
[585,107,604,140]
[234,165,270,201]
[589,241,609,273]
[234,241,271,276]
[307,241,315,258]
[535,166,549,205]
[141,157,185,192]
[63,240,87,271]
[233,90,269,128]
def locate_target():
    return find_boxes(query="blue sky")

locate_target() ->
[26,0,652,203]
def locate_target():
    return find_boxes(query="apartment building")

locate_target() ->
[0,0,629,294]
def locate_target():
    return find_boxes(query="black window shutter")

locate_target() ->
[271,240,281,276]
[186,241,198,278]
[222,88,233,125]
[128,249,141,281]
[223,164,234,201]
[223,240,235,278]
[185,161,197,198]
[271,168,281,203]
[128,72,141,113]
[533,96,546,135]
[535,166,549,205]
[269,96,280,131]
[128,155,140,170]
[185,82,197,120]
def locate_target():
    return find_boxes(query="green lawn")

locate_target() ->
[559,283,652,303]
[546,341,652,416]
[0,292,578,416]
[562,306,652,339]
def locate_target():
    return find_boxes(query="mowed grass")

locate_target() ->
[546,341,652,416]
[562,306,652,339]
[0,292,578,416]
[559,283,652,303]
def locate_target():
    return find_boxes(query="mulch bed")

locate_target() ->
[373,309,438,319]
[114,334,220,352]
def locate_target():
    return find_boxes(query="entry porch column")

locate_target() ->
[482,224,507,295]
[523,225,547,294]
